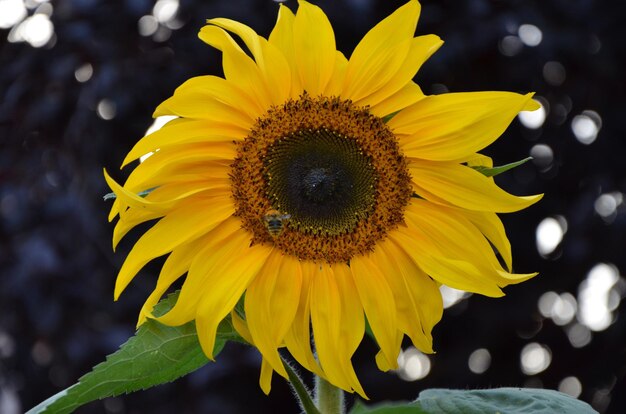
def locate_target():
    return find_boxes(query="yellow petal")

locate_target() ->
[357,35,441,109]
[121,143,234,193]
[349,256,400,370]
[268,5,302,97]
[403,200,532,289]
[391,92,536,161]
[344,0,421,101]
[406,200,504,270]
[464,153,493,168]
[105,169,229,218]
[231,310,253,344]
[156,217,245,325]
[461,210,512,271]
[137,234,210,326]
[112,208,162,249]
[198,25,271,110]
[310,264,354,392]
[293,0,336,95]
[154,89,254,127]
[391,224,505,297]
[368,81,424,119]
[114,195,235,299]
[246,251,302,379]
[409,160,543,212]
[323,51,348,97]
[331,264,367,398]
[260,358,274,395]
[373,239,442,353]
[122,118,246,168]
[195,241,272,359]
[208,18,291,105]
[283,261,324,378]
[172,75,263,118]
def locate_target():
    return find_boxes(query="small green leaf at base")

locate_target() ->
[28,292,243,414]
[472,157,532,177]
[350,388,597,414]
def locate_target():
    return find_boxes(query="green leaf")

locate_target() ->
[350,400,427,414]
[28,292,243,414]
[350,388,596,414]
[472,157,532,177]
[415,388,597,414]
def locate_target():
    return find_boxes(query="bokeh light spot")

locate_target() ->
[518,24,543,47]
[468,348,491,374]
[594,192,623,223]
[0,330,16,358]
[0,0,27,29]
[566,323,592,348]
[31,340,54,366]
[543,61,566,86]
[577,263,622,331]
[74,63,93,83]
[9,12,54,48]
[499,35,523,57]
[397,347,431,381]
[518,98,546,129]
[520,342,552,375]
[138,15,158,37]
[153,0,179,24]
[559,376,582,398]
[571,110,602,145]
[440,285,471,309]
[536,216,567,257]
[537,291,577,326]
[138,116,177,162]
[97,99,117,121]
[530,144,553,172]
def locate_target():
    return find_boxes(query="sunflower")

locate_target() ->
[105,0,542,397]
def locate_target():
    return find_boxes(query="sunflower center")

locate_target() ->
[231,94,412,263]
[264,129,376,235]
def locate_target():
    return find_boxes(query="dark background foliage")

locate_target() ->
[1,0,624,413]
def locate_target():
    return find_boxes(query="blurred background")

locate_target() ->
[1,0,624,412]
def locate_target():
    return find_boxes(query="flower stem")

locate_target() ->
[282,358,320,414]
[315,376,345,414]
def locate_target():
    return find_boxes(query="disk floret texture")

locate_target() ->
[232,94,412,263]
[105,0,542,397]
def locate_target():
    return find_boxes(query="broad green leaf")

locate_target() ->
[350,388,596,414]
[416,388,597,414]
[472,157,532,177]
[28,292,244,414]
[350,400,427,414]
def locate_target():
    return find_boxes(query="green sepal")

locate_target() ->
[103,187,157,201]
[27,291,244,414]
[382,111,401,123]
[349,388,597,414]
[472,157,532,177]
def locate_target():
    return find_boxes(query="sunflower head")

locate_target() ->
[105,0,542,397]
